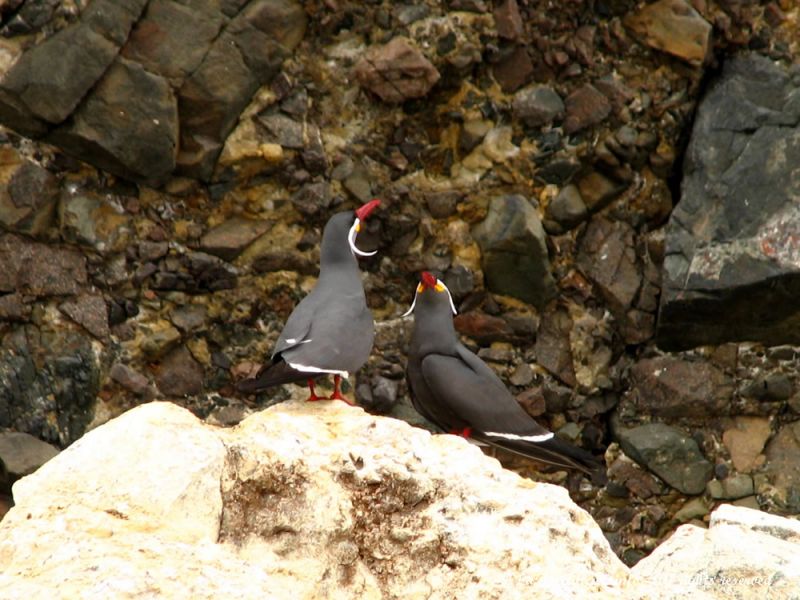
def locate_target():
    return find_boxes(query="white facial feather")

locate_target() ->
[348,218,377,257]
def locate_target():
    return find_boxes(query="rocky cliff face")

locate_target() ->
[0,0,798,567]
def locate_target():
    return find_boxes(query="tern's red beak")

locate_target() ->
[355,198,381,221]
[420,271,437,289]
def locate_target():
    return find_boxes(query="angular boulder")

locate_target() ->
[0,400,628,598]
[473,195,557,309]
[658,54,800,350]
[0,0,306,184]
[628,504,800,599]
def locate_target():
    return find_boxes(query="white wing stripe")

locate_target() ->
[484,431,554,442]
[287,362,348,377]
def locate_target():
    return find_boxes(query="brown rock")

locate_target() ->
[0,292,30,321]
[625,356,734,419]
[516,387,546,417]
[109,362,157,398]
[608,459,662,499]
[563,84,611,134]
[723,417,771,473]
[534,306,576,387]
[577,217,638,309]
[0,233,87,297]
[492,45,534,93]
[156,346,205,397]
[577,217,656,344]
[624,0,712,66]
[354,37,440,104]
[493,0,524,41]
[454,311,514,345]
[59,293,111,340]
[594,74,635,113]
[200,218,271,261]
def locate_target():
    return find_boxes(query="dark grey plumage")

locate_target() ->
[238,205,377,395]
[405,273,603,476]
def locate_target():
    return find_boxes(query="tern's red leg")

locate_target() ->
[306,379,324,402]
[449,427,473,438]
[329,375,354,405]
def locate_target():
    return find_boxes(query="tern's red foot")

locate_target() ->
[306,379,324,402]
[329,374,355,406]
[449,427,473,438]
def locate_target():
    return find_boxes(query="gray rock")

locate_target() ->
[658,54,800,350]
[169,305,208,334]
[58,187,131,251]
[512,85,565,128]
[343,162,373,203]
[443,265,474,299]
[121,0,225,86]
[544,184,587,232]
[509,363,534,387]
[138,241,169,262]
[393,4,430,26]
[617,422,713,495]
[707,474,754,500]
[472,195,556,309]
[424,191,460,219]
[0,158,59,236]
[0,0,306,184]
[672,497,709,523]
[177,0,307,179]
[48,57,178,185]
[0,0,148,129]
[0,329,99,446]
[763,421,800,513]
[741,373,794,401]
[0,432,59,479]
[366,376,400,414]
[258,112,304,150]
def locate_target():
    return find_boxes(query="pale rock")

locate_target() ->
[627,504,800,599]
[0,432,59,478]
[0,399,628,599]
[722,416,771,473]
[624,0,712,66]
